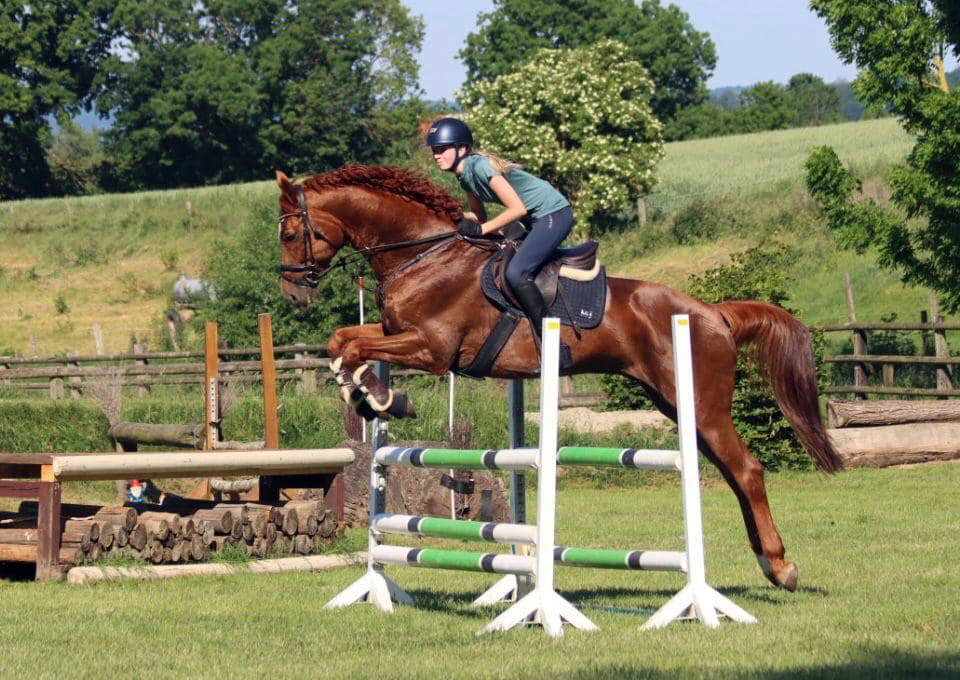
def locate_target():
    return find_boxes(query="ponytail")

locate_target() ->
[472,150,521,176]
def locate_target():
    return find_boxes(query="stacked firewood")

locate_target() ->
[3,499,339,567]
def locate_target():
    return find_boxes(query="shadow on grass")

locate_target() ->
[551,646,960,680]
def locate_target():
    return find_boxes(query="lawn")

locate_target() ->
[1,461,957,678]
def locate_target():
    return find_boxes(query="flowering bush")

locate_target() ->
[459,40,663,237]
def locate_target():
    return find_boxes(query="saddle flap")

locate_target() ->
[489,240,601,309]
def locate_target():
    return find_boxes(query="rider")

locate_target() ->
[425,117,573,340]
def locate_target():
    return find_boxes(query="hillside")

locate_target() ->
[0,117,930,356]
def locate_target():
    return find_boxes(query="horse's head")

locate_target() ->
[275,170,346,308]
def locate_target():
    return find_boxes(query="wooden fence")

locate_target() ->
[0,344,332,399]
[821,274,957,398]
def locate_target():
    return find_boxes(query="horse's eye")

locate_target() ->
[281,230,298,243]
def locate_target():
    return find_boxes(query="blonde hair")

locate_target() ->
[472,150,521,176]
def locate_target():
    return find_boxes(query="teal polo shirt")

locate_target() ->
[458,155,569,220]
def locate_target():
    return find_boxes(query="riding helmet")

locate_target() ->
[425,117,473,148]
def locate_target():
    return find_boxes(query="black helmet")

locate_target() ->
[425,117,473,148]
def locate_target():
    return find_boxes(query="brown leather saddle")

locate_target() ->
[488,240,601,309]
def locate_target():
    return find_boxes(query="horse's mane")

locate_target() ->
[303,165,463,223]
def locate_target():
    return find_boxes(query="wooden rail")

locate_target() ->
[820,278,955,398]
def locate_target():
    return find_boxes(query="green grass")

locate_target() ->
[0,462,957,678]
[648,118,913,217]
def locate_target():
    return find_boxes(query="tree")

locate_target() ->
[46,120,106,195]
[807,0,960,312]
[786,73,843,126]
[734,81,792,133]
[0,0,114,199]
[459,40,663,237]
[458,0,716,123]
[97,0,424,191]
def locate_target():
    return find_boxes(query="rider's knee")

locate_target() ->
[505,264,534,290]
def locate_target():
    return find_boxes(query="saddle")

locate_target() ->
[488,240,601,309]
[460,240,607,378]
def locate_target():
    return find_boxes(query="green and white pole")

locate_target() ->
[640,315,758,629]
[372,514,537,545]
[482,318,598,637]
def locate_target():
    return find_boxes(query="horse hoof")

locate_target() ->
[780,562,798,592]
[765,562,798,592]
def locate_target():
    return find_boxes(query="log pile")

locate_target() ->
[0,499,340,568]
[826,399,960,468]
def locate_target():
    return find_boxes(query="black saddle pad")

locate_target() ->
[480,256,606,330]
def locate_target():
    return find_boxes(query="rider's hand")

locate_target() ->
[457,217,483,238]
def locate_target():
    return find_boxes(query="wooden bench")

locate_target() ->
[0,448,354,580]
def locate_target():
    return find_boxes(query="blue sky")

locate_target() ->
[406,0,862,101]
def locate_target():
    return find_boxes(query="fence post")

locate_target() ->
[843,272,868,399]
[930,293,953,396]
[294,344,316,393]
[133,341,150,397]
[66,352,82,399]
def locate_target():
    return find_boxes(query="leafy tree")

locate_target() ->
[458,0,717,123]
[0,0,114,199]
[734,81,792,133]
[663,102,737,141]
[97,0,424,191]
[460,40,663,237]
[807,0,960,312]
[786,73,843,126]
[46,120,106,195]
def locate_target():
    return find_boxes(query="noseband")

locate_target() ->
[276,185,458,289]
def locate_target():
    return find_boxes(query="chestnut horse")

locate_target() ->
[275,164,842,592]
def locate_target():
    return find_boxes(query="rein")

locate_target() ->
[277,185,457,288]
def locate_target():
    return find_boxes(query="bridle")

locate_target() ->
[277,185,342,288]
[276,184,458,289]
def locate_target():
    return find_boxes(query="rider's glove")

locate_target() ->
[457,217,483,238]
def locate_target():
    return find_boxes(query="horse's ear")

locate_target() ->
[276,170,295,195]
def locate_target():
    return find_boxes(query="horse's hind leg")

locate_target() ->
[637,375,798,591]
[696,414,798,591]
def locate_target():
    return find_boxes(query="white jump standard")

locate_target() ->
[326,315,757,635]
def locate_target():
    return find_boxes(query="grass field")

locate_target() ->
[1,116,935,357]
[0,462,957,678]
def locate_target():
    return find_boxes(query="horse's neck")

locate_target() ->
[331,188,454,280]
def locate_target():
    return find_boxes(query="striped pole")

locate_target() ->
[372,545,534,575]
[372,514,537,545]
[376,447,538,471]
[557,447,680,470]
[554,547,686,572]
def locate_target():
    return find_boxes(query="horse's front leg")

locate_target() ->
[327,324,384,417]
[338,330,441,420]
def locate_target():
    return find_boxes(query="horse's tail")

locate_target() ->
[714,301,843,472]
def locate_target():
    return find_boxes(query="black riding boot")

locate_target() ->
[512,275,572,368]
[512,275,548,338]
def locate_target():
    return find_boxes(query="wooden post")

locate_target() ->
[844,272,868,399]
[930,293,953,395]
[259,314,280,450]
[882,363,895,388]
[49,378,65,399]
[36,479,62,581]
[295,345,317,393]
[637,197,647,228]
[66,353,82,399]
[204,322,220,454]
[92,323,105,355]
[133,341,150,397]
